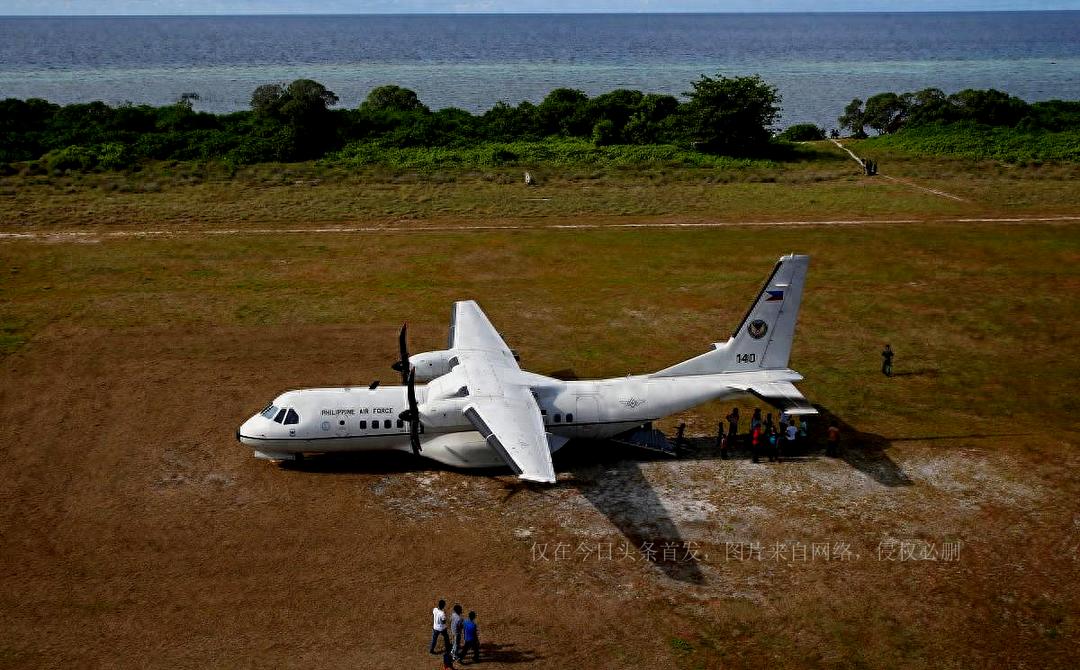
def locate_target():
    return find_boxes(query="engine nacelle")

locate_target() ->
[410,350,457,381]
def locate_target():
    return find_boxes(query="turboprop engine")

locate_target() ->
[391,323,457,383]
[408,350,456,381]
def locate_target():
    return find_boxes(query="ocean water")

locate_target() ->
[0,12,1077,129]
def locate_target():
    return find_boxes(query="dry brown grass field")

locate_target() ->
[1,158,1078,669]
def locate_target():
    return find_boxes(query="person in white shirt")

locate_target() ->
[450,604,464,659]
[430,599,450,655]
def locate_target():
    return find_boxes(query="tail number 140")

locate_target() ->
[736,353,757,364]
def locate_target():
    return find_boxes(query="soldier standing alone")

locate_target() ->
[881,344,894,377]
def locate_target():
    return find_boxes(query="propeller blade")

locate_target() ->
[405,368,421,455]
[390,322,410,383]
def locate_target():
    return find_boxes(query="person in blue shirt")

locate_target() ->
[458,611,480,663]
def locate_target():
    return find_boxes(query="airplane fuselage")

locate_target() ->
[237,370,781,469]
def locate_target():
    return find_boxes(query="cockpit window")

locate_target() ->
[261,404,279,419]
[284,409,300,425]
[274,408,287,424]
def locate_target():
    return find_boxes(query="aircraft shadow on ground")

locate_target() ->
[809,404,914,487]
[555,442,706,585]
[662,404,913,487]
[280,449,439,475]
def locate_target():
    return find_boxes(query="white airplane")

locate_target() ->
[237,254,816,483]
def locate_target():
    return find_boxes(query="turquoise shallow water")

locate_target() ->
[1,13,1077,129]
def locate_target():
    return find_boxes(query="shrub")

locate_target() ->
[777,123,826,142]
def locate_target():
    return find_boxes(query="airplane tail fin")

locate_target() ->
[653,254,809,377]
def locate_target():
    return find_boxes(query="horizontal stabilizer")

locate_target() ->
[746,381,818,416]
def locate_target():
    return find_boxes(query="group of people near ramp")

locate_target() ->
[718,406,841,462]
[430,599,480,667]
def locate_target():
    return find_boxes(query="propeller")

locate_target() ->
[390,322,410,384]
[399,368,422,455]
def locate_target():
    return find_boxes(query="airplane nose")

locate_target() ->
[237,415,259,444]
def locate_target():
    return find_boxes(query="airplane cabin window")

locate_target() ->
[554,414,561,423]
[359,420,367,429]
[284,409,300,425]
[566,413,574,423]
[396,419,404,428]
[274,408,287,423]
[383,419,391,429]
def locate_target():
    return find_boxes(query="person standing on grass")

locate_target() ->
[751,423,761,463]
[460,611,480,663]
[430,599,450,655]
[450,604,464,659]
[827,422,840,457]
[881,344,894,377]
[750,407,762,432]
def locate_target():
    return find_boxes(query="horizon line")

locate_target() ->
[3,9,1079,18]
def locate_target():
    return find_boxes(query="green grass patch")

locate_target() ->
[854,122,1080,163]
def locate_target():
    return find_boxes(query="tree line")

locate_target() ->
[0,74,782,171]
[837,88,1079,138]
[3,77,1075,172]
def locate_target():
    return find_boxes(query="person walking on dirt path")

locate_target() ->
[460,611,480,664]
[450,604,464,659]
[430,599,450,655]
[442,650,456,670]
[882,344,894,377]
[827,422,840,457]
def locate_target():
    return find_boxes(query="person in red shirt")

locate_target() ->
[827,422,841,457]
[751,425,761,463]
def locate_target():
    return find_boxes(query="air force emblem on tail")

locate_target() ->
[747,319,768,339]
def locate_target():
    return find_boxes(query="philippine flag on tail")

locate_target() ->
[766,290,785,302]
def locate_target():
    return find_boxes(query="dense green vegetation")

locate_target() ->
[0,74,783,171]
[838,88,1080,162]
[3,78,1077,172]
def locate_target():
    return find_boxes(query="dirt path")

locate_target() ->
[2,214,1078,242]
[829,138,968,202]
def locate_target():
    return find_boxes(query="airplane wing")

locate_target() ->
[745,381,818,416]
[463,386,556,484]
[449,300,555,483]
[448,300,520,368]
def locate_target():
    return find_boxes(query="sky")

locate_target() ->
[3,1,1079,15]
